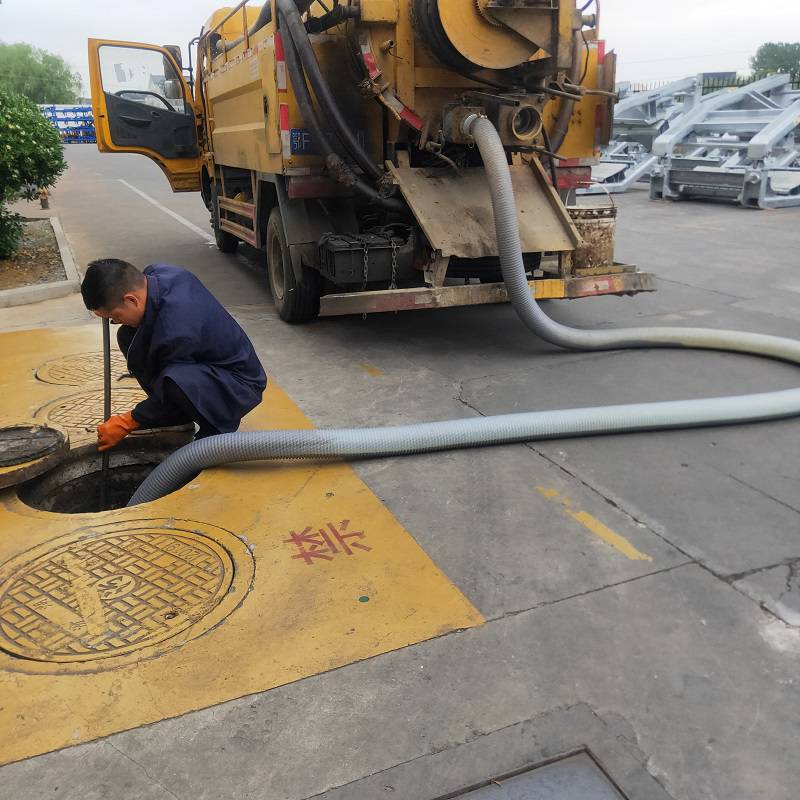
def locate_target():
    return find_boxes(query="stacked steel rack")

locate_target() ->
[581,73,800,208]
[39,105,96,143]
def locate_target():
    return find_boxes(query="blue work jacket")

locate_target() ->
[117,263,266,432]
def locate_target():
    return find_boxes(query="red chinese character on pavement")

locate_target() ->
[284,519,371,565]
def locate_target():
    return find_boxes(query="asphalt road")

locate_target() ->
[3,144,800,800]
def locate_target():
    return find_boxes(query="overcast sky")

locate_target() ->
[1,0,796,96]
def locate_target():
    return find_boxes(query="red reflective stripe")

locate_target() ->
[275,33,287,93]
[555,166,591,190]
[362,49,380,79]
[279,103,290,131]
[399,106,424,131]
[358,35,421,130]
[597,39,606,65]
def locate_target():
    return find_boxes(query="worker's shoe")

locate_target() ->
[97,411,140,452]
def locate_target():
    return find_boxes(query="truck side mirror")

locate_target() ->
[162,45,182,70]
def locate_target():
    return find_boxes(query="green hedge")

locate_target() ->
[0,90,66,258]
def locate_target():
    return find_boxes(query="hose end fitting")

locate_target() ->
[460,113,481,138]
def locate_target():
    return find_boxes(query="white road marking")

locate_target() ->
[117,179,215,244]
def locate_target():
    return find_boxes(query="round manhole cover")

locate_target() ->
[36,352,129,386]
[0,425,67,467]
[0,520,255,665]
[35,387,147,437]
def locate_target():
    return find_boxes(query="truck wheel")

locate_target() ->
[211,184,238,253]
[266,207,320,323]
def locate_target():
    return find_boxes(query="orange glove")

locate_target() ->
[97,411,140,452]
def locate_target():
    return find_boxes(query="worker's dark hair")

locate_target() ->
[81,259,145,310]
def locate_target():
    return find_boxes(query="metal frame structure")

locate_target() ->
[650,74,800,208]
[582,76,703,194]
[39,105,96,144]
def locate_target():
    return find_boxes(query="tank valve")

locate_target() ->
[506,104,543,142]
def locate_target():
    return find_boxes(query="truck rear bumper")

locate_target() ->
[319,270,656,317]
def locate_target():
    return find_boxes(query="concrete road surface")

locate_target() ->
[2,145,799,800]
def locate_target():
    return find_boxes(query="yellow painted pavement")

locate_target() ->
[0,326,482,765]
[535,486,652,562]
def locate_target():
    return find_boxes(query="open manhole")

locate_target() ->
[17,434,191,513]
[442,752,626,799]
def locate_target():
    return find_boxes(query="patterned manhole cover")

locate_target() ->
[36,352,129,386]
[34,388,147,437]
[0,520,254,664]
[0,425,66,467]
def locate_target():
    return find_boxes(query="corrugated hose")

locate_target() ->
[127,116,800,506]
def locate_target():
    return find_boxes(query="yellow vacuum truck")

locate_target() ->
[88,0,654,322]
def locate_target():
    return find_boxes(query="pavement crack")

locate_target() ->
[523,443,663,533]
[520,443,800,616]
[302,704,589,799]
[787,561,800,594]
[106,742,182,800]
[724,472,800,516]
[455,381,486,417]
[486,562,693,622]
[446,388,795,623]
[726,557,800,584]
[656,276,746,301]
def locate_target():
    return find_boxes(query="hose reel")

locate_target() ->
[412,0,558,73]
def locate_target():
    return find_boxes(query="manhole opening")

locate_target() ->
[17,438,186,513]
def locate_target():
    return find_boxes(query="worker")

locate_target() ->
[80,259,267,452]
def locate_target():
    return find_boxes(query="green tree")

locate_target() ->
[0,43,81,104]
[0,90,66,258]
[750,42,800,76]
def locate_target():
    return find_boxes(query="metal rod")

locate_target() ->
[100,317,111,511]
[543,84,584,102]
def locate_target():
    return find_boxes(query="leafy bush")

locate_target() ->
[0,207,24,260]
[0,89,65,258]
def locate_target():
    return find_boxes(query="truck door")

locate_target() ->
[88,39,201,191]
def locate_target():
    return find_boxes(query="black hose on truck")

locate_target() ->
[278,7,405,212]
[218,0,313,54]
[277,0,384,182]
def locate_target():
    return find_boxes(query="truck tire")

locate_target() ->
[266,207,320,323]
[211,184,238,253]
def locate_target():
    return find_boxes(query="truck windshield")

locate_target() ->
[98,45,188,114]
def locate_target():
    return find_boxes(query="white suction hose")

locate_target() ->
[127,117,800,506]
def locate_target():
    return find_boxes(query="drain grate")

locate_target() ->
[36,352,129,386]
[445,752,626,800]
[34,387,147,441]
[0,519,255,665]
